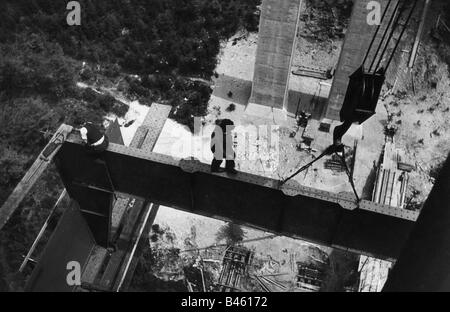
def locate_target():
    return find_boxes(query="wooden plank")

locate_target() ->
[129,103,171,151]
[81,246,109,285]
[98,198,146,289]
[385,171,396,206]
[379,169,390,204]
[111,197,131,240]
[114,203,160,291]
[0,124,72,231]
[408,0,431,68]
[140,104,172,152]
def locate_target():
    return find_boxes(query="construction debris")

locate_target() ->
[292,65,333,80]
[216,246,253,292]
[296,264,325,292]
[358,140,412,292]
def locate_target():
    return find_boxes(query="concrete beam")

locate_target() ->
[129,103,172,150]
[250,0,302,111]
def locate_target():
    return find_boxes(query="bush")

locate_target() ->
[111,101,129,118]
[129,80,150,97]
[79,67,95,82]
[0,97,54,153]
[226,103,236,112]
[0,147,30,203]
[216,222,246,245]
[171,80,212,131]
[101,63,121,78]
[97,94,116,111]
[82,88,98,102]
[0,0,262,78]
[0,34,76,99]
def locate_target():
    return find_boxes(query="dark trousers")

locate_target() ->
[86,136,109,156]
[211,158,235,171]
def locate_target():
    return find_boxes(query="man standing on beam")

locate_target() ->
[74,117,109,155]
[210,119,238,175]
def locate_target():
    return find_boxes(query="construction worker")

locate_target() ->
[210,119,237,174]
[74,118,109,154]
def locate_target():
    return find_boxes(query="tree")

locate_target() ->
[216,222,246,245]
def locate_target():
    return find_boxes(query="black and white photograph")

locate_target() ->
[0,0,448,298]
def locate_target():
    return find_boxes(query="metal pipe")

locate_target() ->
[19,189,67,272]
[369,0,401,72]
[373,1,404,72]
[200,265,207,292]
[362,0,393,67]
[385,0,420,71]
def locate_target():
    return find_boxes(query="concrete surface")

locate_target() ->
[250,0,302,111]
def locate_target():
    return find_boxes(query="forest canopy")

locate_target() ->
[0,0,260,77]
[0,0,260,291]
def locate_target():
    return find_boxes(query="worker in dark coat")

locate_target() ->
[74,118,109,154]
[210,119,237,174]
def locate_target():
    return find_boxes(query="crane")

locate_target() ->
[280,0,420,202]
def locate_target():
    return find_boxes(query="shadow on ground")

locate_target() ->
[212,74,329,120]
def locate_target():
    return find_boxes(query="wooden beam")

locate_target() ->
[0,124,72,231]
[408,0,431,68]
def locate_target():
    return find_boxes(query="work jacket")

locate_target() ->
[210,125,234,160]
[80,123,104,146]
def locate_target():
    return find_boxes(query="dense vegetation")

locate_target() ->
[0,0,260,128]
[0,0,260,290]
[1,0,259,75]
